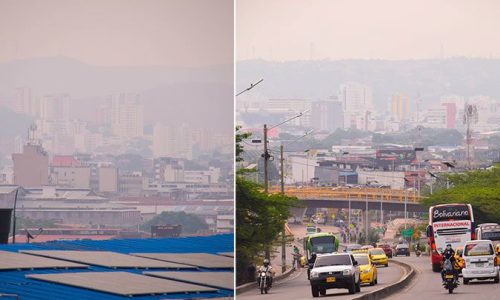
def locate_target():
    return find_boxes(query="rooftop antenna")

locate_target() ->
[463,103,478,169]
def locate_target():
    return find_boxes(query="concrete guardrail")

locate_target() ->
[351,259,416,300]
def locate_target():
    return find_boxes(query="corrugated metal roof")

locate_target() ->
[0,234,233,299]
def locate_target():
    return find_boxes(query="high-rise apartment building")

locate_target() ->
[108,93,144,138]
[311,100,343,132]
[153,123,193,159]
[13,87,38,116]
[338,83,373,129]
[391,93,410,121]
[38,93,70,136]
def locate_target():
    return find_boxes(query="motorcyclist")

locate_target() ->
[307,252,317,280]
[441,244,457,283]
[257,259,275,288]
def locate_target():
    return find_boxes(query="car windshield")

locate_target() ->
[464,243,494,256]
[314,255,351,267]
[353,255,369,265]
[370,249,385,255]
[396,244,408,249]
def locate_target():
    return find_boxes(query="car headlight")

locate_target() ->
[310,271,319,278]
[343,269,352,276]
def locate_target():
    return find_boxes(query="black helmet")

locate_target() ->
[263,259,270,266]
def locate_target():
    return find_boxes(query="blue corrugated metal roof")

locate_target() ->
[0,234,234,299]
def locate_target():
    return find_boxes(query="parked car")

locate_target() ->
[394,244,410,257]
[309,253,361,296]
[462,240,499,285]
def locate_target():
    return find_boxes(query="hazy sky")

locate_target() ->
[0,0,233,67]
[237,0,500,61]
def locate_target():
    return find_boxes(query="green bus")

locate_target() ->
[303,232,339,260]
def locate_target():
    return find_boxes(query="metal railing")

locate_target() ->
[268,186,422,203]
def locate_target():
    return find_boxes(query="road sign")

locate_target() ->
[402,228,414,237]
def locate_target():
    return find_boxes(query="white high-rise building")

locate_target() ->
[13,87,38,116]
[153,123,193,159]
[38,93,71,136]
[338,83,374,129]
[108,93,144,138]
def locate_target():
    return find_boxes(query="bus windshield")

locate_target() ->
[311,236,336,253]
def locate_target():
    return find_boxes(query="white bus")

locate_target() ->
[427,203,475,272]
[475,223,500,246]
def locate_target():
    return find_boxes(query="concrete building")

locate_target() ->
[153,123,193,159]
[13,87,38,116]
[98,166,118,193]
[51,167,91,189]
[266,98,312,128]
[357,170,406,189]
[108,93,144,138]
[391,93,410,121]
[13,187,141,227]
[118,172,144,196]
[216,214,234,233]
[311,100,343,132]
[12,144,49,187]
[338,83,374,129]
[38,93,70,136]
[184,167,221,184]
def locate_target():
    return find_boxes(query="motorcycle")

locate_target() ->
[307,262,314,280]
[442,259,458,294]
[416,249,421,257]
[258,270,270,294]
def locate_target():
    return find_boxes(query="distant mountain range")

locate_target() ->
[0,56,233,132]
[236,58,500,110]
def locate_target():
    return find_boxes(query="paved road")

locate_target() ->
[387,256,500,300]
[238,261,403,299]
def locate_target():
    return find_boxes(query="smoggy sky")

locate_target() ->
[237,0,500,61]
[0,0,233,67]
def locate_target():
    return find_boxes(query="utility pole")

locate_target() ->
[404,189,408,230]
[365,192,369,244]
[280,145,286,273]
[263,124,269,193]
[11,188,19,244]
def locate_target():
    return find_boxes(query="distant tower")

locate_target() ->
[463,104,478,169]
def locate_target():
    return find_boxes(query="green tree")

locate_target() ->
[140,211,208,234]
[235,126,299,284]
[421,165,500,223]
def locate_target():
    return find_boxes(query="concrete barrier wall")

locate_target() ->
[351,259,416,300]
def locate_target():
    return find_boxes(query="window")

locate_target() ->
[464,243,493,256]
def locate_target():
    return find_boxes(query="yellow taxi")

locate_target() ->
[353,253,378,286]
[454,246,465,273]
[495,244,500,266]
[368,248,389,267]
